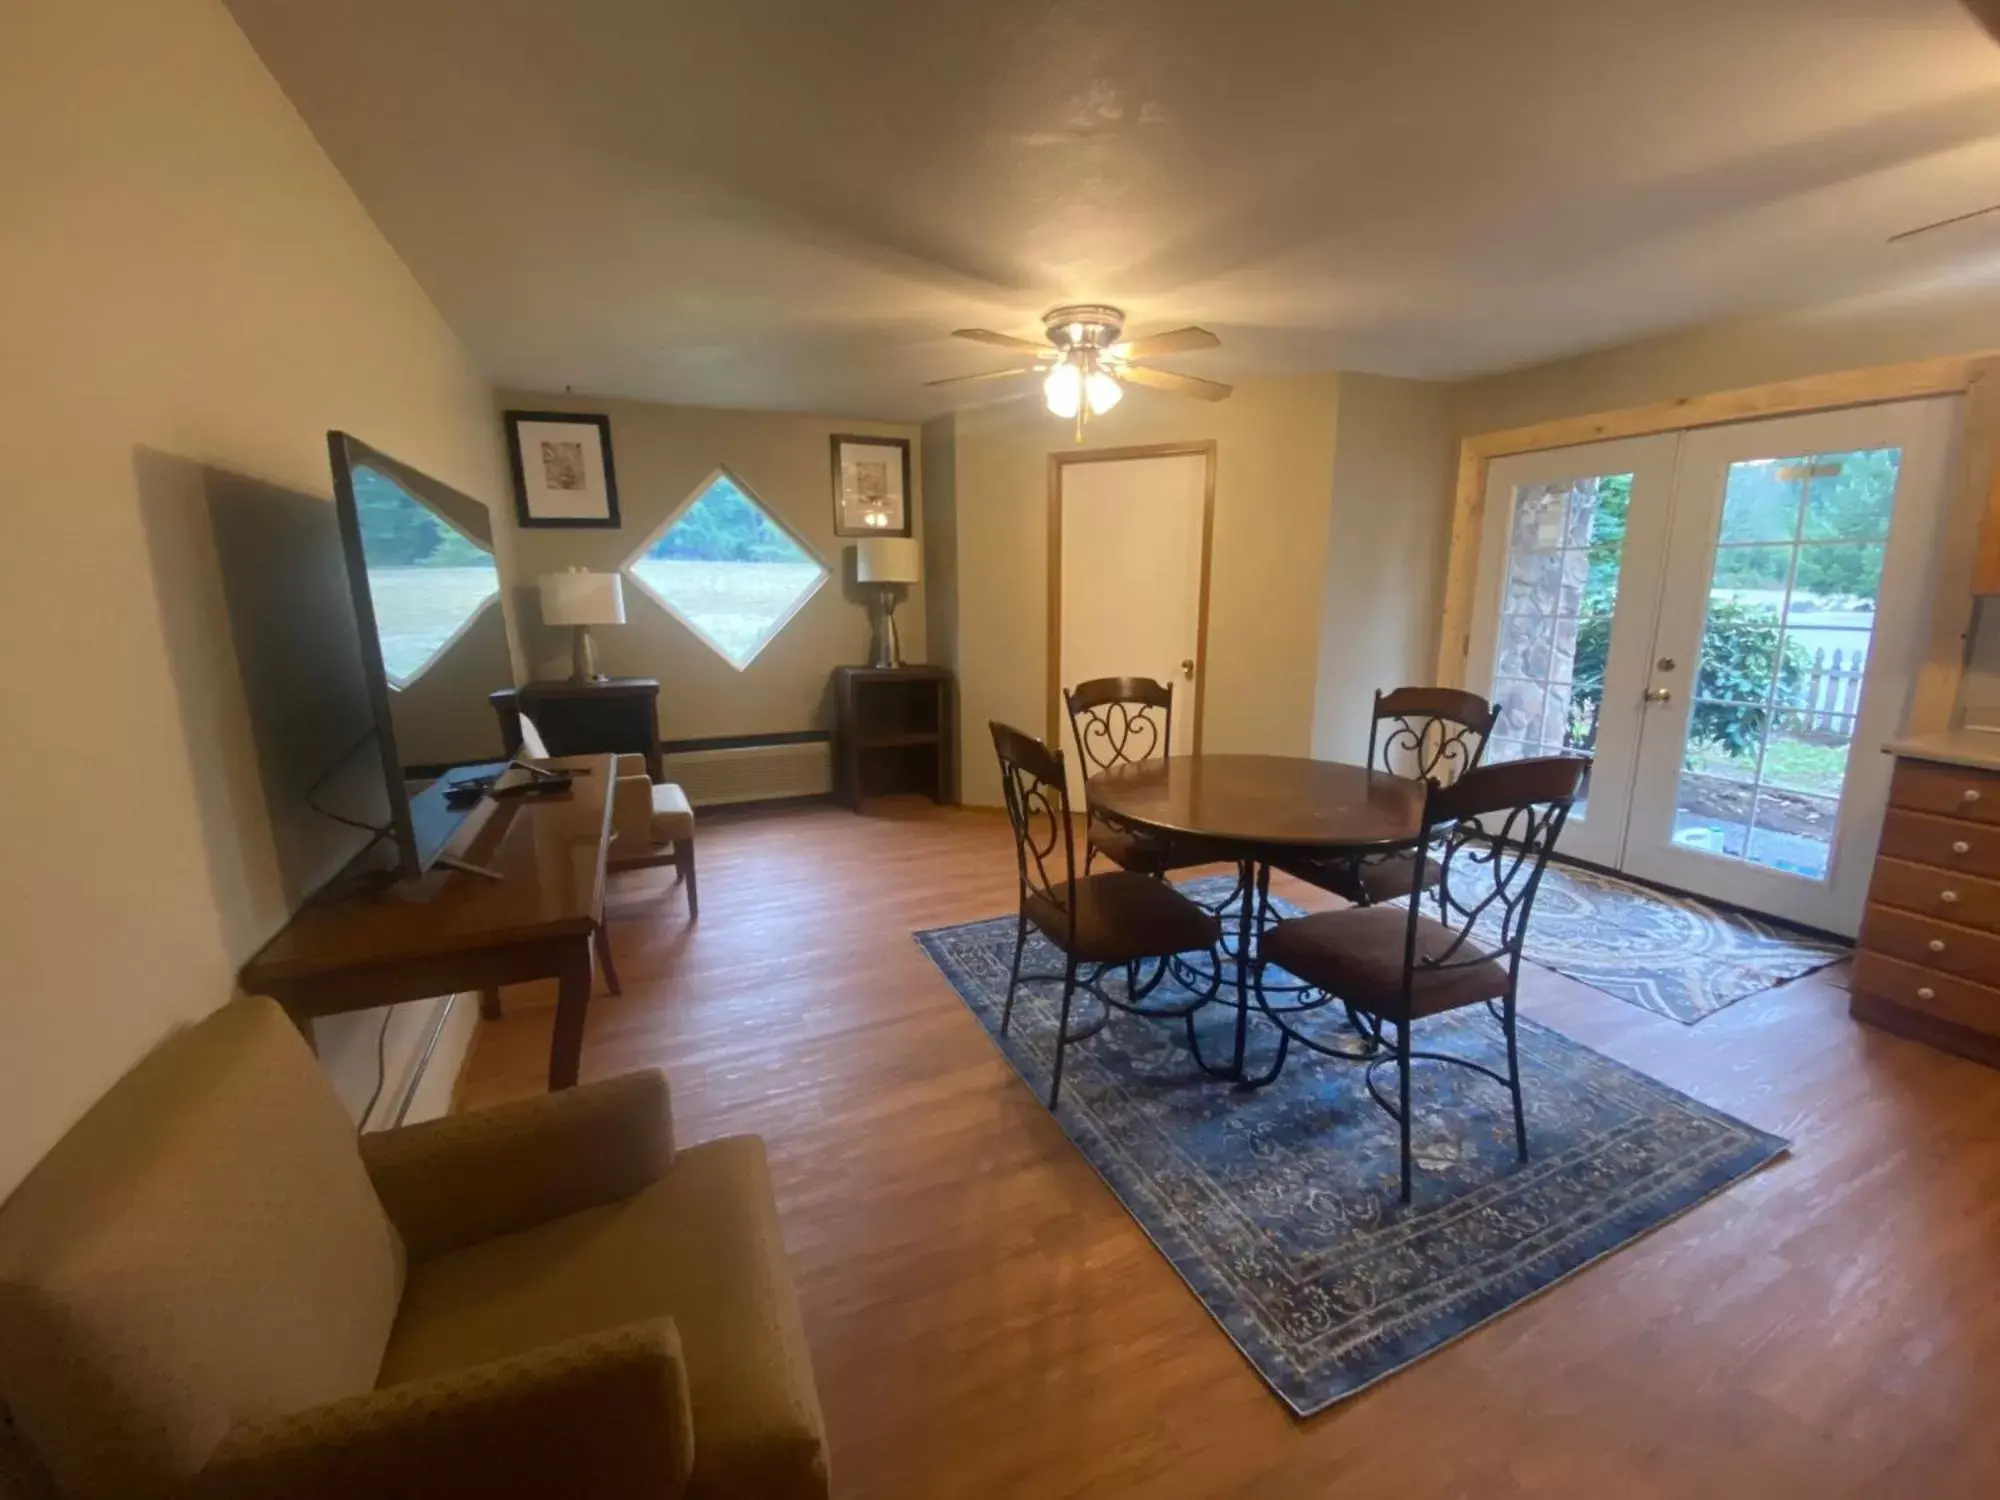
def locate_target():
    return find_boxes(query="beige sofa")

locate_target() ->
[0,999,828,1498]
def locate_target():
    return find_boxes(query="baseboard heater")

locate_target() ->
[662,736,833,807]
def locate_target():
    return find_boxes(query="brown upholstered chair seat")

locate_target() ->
[1025,871,1222,963]
[1089,819,1225,876]
[1261,905,1509,1019]
[1277,848,1440,906]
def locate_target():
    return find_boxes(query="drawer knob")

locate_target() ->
[1964,789,1983,804]
[1953,840,1972,855]
[1941,889,1961,904]
[1929,938,1948,953]
[1918,987,1937,1001]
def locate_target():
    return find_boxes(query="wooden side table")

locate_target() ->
[493,678,662,782]
[241,755,616,1091]
[832,665,954,808]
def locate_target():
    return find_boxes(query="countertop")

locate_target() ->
[1884,728,2000,773]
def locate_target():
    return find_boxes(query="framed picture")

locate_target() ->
[504,410,622,529]
[830,434,912,537]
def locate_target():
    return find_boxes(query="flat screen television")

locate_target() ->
[327,431,508,877]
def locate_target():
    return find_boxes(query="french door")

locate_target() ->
[1467,398,1958,934]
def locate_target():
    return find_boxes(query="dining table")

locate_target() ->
[1086,752,1429,1078]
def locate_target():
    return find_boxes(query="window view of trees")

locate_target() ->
[352,467,488,566]
[644,475,805,563]
[628,474,827,669]
[350,466,498,686]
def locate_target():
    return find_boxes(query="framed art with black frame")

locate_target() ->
[830,433,913,537]
[505,410,622,529]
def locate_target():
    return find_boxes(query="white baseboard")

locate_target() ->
[316,993,478,1132]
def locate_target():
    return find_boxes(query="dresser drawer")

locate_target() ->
[1867,857,2000,933]
[1887,758,2000,825]
[1876,808,2000,880]
[1852,950,2000,1039]
[1858,903,2000,987]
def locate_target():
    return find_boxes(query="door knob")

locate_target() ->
[1917,987,1937,1001]
[1180,658,1194,680]
[1929,938,1947,953]
[1643,687,1673,704]
[1952,840,1972,855]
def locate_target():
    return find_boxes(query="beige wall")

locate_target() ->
[939,377,1343,806]
[0,0,510,1195]
[1454,279,2000,436]
[1312,374,1459,762]
[496,391,922,743]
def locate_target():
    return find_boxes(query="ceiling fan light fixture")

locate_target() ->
[1084,367,1123,415]
[1043,359,1083,418]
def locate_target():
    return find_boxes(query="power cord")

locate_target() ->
[357,1007,394,1137]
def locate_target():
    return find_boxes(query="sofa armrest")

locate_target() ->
[192,1319,694,1500]
[361,1070,674,1261]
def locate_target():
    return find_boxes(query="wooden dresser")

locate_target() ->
[1852,742,2000,1067]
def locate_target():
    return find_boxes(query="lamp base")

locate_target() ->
[569,625,605,684]
[869,591,904,670]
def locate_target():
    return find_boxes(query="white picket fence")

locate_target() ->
[1790,645,1866,733]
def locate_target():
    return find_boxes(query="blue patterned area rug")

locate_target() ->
[1405,859,1850,1026]
[914,906,1788,1416]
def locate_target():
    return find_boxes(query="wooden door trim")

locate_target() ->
[1436,353,2000,743]
[1048,441,1219,754]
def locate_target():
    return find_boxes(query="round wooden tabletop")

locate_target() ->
[1087,753,1427,854]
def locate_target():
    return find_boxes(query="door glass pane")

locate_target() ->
[1670,449,1900,879]
[1488,472,1632,819]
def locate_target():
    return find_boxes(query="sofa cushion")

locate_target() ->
[379,1135,826,1500]
[0,999,404,1498]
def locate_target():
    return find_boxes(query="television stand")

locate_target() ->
[435,852,503,881]
[240,754,617,1090]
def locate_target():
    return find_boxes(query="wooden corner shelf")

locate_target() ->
[832,665,954,808]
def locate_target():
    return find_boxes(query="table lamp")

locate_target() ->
[856,537,920,669]
[539,568,625,683]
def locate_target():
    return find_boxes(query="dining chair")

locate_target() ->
[1255,754,1586,1203]
[990,721,1224,1109]
[1278,686,1500,907]
[1063,676,1216,877]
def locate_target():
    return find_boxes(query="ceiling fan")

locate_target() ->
[1893,1,2000,244]
[926,304,1233,438]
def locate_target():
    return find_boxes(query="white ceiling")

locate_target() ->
[226,0,2000,417]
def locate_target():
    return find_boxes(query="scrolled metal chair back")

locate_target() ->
[1368,686,1500,786]
[1064,676,1174,777]
[1408,754,1586,982]
[990,721,1077,918]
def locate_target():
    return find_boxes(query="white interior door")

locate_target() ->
[1467,435,1679,866]
[1620,398,1958,933]
[1057,453,1209,807]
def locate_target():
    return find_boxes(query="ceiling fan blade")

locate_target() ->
[951,328,1050,355]
[1889,202,2000,243]
[924,365,1039,388]
[1113,326,1221,360]
[1120,365,1233,402]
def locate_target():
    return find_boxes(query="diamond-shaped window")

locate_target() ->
[625,470,829,670]
[350,464,499,688]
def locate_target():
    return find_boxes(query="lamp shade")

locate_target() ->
[539,569,626,626]
[855,537,921,585]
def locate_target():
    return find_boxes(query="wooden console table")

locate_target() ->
[492,678,662,782]
[240,754,615,1090]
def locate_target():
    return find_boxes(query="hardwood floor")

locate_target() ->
[456,799,2000,1499]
